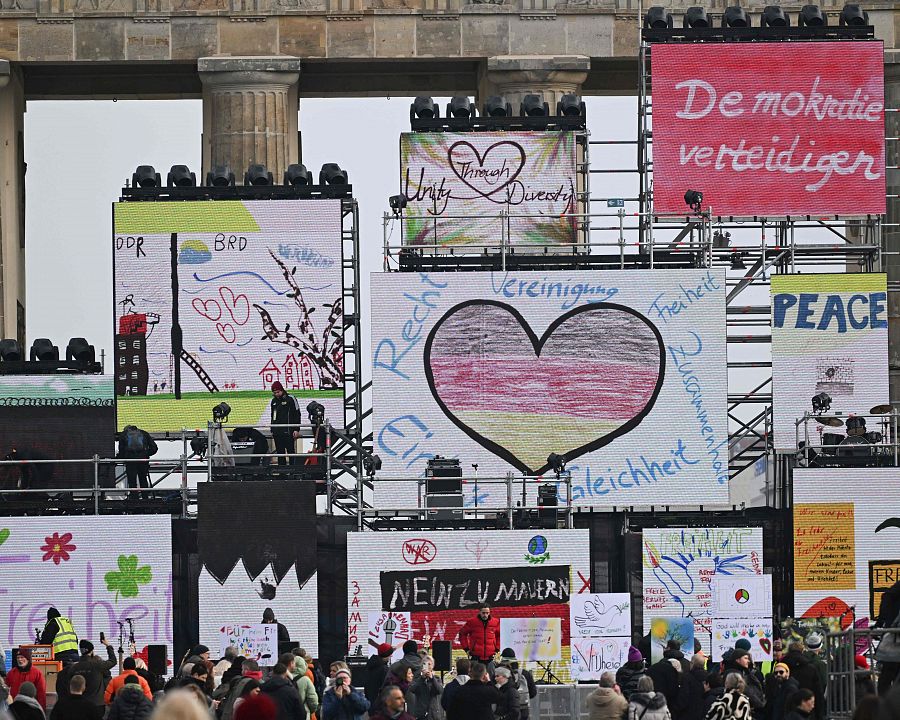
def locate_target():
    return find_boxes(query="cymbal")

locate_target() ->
[870,404,893,415]
[815,416,844,427]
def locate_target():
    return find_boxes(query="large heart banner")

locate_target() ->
[372,269,728,508]
[400,131,577,247]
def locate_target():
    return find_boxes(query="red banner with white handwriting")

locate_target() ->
[651,41,885,217]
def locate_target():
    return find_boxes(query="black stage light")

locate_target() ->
[484,96,512,118]
[684,189,703,213]
[245,164,273,186]
[812,392,832,414]
[284,164,312,186]
[411,96,438,120]
[839,3,868,26]
[167,165,196,187]
[307,401,325,424]
[363,453,382,477]
[447,96,474,119]
[729,252,747,271]
[761,5,789,26]
[319,163,348,185]
[205,165,235,187]
[0,339,23,362]
[713,230,732,248]
[722,6,751,27]
[547,452,567,474]
[30,338,59,363]
[389,195,408,214]
[683,6,709,28]
[190,435,208,458]
[645,6,673,28]
[798,4,826,26]
[212,402,232,421]
[132,165,160,188]
[66,337,95,364]
[557,94,585,117]
[521,94,548,117]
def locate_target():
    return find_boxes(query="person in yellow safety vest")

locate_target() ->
[39,607,80,666]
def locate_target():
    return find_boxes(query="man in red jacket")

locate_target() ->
[7,648,47,709]
[457,604,501,675]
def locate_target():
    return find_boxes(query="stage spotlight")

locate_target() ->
[389,194,408,215]
[30,338,59,363]
[812,392,832,414]
[307,400,325,424]
[713,230,731,248]
[839,3,868,26]
[722,6,751,27]
[284,164,312,186]
[683,6,709,28]
[761,5,789,26]
[132,165,160,188]
[319,163,348,185]
[245,164,273,186]
[190,435,208,458]
[205,165,235,187]
[644,6,673,28]
[484,96,511,118]
[167,165,196,187]
[447,96,474,119]
[557,94,585,118]
[521,94,548,117]
[363,453,382,477]
[66,337,95,364]
[411,96,438,120]
[212,402,232,421]
[684,189,703,213]
[729,252,747,271]
[798,4,826,26]
[547,452,567,474]
[0,339,23,362]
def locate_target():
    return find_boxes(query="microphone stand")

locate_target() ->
[127,618,136,657]
[117,622,126,673]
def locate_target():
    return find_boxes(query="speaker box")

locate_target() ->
[147,644,168,676]
[432,640,452,672]
[345,655,368,689]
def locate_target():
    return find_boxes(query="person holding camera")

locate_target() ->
[322,669,369,720]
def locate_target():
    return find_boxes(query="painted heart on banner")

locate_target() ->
[759,638,772,655]
[424,301,665,475]
[447,141,526,199]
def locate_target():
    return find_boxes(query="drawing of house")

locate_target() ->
[299,354,315,390]
[282,354,300,390]
[259,359,281,388]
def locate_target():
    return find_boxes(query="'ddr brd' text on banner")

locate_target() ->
[651,42,885,217]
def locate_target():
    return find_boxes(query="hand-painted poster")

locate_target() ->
[571,636,630,681]
[570,593,631,638]
[643,527,764,650]
[346,529,590,682]
[400,131,578,246]
[0,516,172,666]
[372,270,728,508]
[793,469,900,629]
[711,619,773,662]
[113,200,344,432]
[771,273,889,449]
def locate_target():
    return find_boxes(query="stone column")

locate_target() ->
[884,55,900,400]
[199,57,302,185]
[478,55,591,113]
[0,60,26,345]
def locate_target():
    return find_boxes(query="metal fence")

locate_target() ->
[825,625,898,718]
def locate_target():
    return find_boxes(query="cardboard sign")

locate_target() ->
[219,624,277,664]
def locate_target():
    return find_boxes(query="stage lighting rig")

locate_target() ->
[411,96,438,121]
[447,96,474,119]
[319,163,348,185]
[389,195,408,215]
[722,6,750,27]
[284,164,312,186]
[521,95,549,117]
[557,94,586,118]
[0,339,23,362]
[307,401,325,424]
[30,338,59,363]
[684,189,704,213]
[761,5,789,26]
[206,165,236,187]
[683,6,709,28]
[167,165,196,187]
[66,337,95,365]
[363,453,382,478]
[212,402,232,422]
[812,392,832,414]
[484,96,512,118]
[644,6,673,28]
[729,252,747,271]
[245,164,274,186]
[132,165,160,188]
[798,4,826,26]
[839,3,868,26]
[547,453,567,474]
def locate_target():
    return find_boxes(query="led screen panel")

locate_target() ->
[113,200,344,432]
[372,269,728,507]
[771,273,888,449]
[400,131,578,246]
[651,41,885,216]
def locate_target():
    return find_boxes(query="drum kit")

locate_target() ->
[809,404,896,467]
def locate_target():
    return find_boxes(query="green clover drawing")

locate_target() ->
[105,555,152,601]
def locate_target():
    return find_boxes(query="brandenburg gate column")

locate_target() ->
[477,55,590,111]
[198,57,301,184]
[0,60,26,346]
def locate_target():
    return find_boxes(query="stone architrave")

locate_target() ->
[479,54,590,111]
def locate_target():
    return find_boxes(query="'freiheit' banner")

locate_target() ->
[652,41,885,217]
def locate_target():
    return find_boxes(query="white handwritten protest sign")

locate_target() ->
[571,636,631,681]
[570,593,631,638]
[500,617,561,661]
[220,623,277,664]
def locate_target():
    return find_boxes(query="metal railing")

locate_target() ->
[795,410,899,468]
[825,625,900,718]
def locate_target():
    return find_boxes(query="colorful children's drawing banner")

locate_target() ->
[570,593,631,638]
[571,636,631,681]
[771,273,889,449]
[400,131,577,246]
[643,527,764,649]
[650,617,694,664]
[346,530,589,682]
[0,516,173,666]
[113,199,344,432]
[219,623,277,664]
[711,618,773,662]
[500,617,562,661]
[372,269,728,508]
[794,469,900,626]
[713,575,773,618]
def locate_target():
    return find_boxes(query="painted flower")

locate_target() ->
[105,554,152,601]
[40,532,76,565]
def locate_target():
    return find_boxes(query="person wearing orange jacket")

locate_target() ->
[103,658,152,704]
[457,604,501,676]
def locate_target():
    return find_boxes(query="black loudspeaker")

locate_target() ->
[147,644,168,676]
[432,640,452,672]
[346,655,368,689]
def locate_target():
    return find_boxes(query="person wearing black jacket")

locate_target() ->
[702,673,725,717]
[678,655,705,720]
[270,382,302,465]
[447,663,500,720]
[263,608,292,648]
[107,677,153,720]
[261,663,307,720]
[117,425,159,489]
[441,658,470,714]
[646,656,680,711]
[55,639,117,714]
[49,674,103,720]
[875,579,900,695]
[724,650,766,718]
[493,668,519,720]
[782,644,823,720]
[616,647,646,701]
[365,644,394,703]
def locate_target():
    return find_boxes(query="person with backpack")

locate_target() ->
[497,650,535,720]
[117,425,158,489]
[290,652,319,720]
[220,660,263,720]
